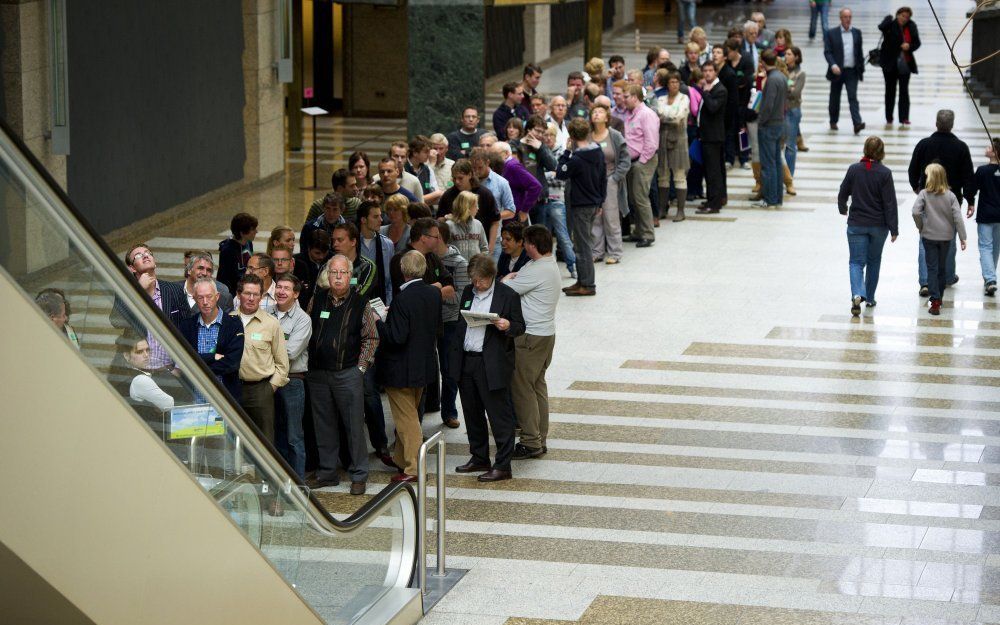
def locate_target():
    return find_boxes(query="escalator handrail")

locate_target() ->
[0,121,419,549]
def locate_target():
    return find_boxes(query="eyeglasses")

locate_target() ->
[131,251,153,262]
[330,269,352,276]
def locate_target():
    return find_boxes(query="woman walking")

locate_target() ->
[784,47,806,178]
[878,7,921,126]
[589,104,630,263]
[913,163,967,315]
[837,137,899,317]
[655,72,691,222]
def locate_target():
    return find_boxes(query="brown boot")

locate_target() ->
[749,163,762,201]
[783,164,796,195]
[797,133,809,152]
[672,188,687,221]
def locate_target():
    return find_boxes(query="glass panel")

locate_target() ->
[0,127,414,624]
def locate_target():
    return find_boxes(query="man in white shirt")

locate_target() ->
[271,273,312,478]
[502,226,561,459]
[824,7,865,134]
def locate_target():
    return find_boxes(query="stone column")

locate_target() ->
[407,0,484,138]
[242,0,284,181]
[614,0,635,30]
[523,5,550,65]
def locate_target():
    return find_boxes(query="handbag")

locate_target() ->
[688,138,702,165]
[867,34,884,67]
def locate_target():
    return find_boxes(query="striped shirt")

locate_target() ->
[147,283,173,369]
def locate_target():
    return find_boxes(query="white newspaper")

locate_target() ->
[369,297,388,322]
[461,310,498,328]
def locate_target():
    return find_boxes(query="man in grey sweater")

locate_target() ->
[502,226,562,459]
[756,50,789,209]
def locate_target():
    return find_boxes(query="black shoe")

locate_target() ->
[919,285,929,297]
[946,275,959,287]
[456,460,491,473]
[306,476,340,489]
[865,300,876,308]
[635,239,653,248]
[851,295,862,317]
[853,122,866,135]
[987,281,997,297]
[477,469,513,482]
[830,123,838,130]
[542,446,548,454]
[512,443,544,459]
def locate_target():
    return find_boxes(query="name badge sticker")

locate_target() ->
[251,332,263,341]
[463,300,472,309]
[350,277,358,286]
[461,142,470,149]
[320,311,331,319]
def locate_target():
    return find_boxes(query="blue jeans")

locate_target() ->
[918,234,957,286]
[830,68,862,126]
[847,225,889,302]
[676,0,696,38]
[363,366,388,452]
[979,223,1000,284]
[542,200,576,271]
[758,124,784,206]
[809,2,830,39]
[784,108,802,176]
[274,377,306,478]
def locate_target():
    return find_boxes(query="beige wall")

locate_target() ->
[345,5,408,116]
[243,0,286,180]
[0,274,322,625]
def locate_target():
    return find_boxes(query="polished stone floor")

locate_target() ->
[94,0,1000,622]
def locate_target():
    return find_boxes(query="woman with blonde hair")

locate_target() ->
[446,190,489,262]
[380,194,411,254]
[266,226,295,256]
[838,136,899,317]
[913,163,967,315]
[584,57,606,85]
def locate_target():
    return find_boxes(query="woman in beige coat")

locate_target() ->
[655,71,691,222]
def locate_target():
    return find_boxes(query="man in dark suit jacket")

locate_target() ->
[449,254,525,482]
[376,250,443,482]
[697,61,729,214]
[178,278,245,402]
[823,7,865,133]
[112,244,187,372]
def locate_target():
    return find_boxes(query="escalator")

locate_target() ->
[0,121,425,625]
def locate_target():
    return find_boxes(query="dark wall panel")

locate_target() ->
[550,3,585,51]
[485,6,525,78]
[66,0,246,234]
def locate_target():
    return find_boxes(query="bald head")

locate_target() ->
[492,141,513,158]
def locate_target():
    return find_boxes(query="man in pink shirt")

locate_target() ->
[623,84,661,247]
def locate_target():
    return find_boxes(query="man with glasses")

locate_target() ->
[327,222,376,300]
[447,107,487,160]
[178,250,233,317]
[113,243,187,372]
[305,255,379,495]
[269,247,295,290]
[244,253,278,314]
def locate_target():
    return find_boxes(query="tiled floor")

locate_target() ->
[94,0,1000,622]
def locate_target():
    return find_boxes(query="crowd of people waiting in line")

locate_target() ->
[34,5,1000,500]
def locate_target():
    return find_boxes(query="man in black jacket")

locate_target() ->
[823,7,865,134]
[698,61,729,214]
[714,44,739,169]
[376,250,443,482]
[909,109,975,293]
[179,278,245,402]
[450,254,525,482]
[556,118,606,297]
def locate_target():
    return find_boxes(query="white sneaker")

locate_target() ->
[725,162,734,170]
[749,200,768,208]
[741,162,751,170]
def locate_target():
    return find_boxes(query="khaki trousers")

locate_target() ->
[386,386,424,476]
[511,333,556,450]
[627,154,658,241]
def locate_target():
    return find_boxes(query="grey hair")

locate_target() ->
[35,292,65,317]
[493,141,513,157]
[318,254,352,289]
[743,20,759,33]
[936,109,955,132]
[192,276,218,294]
[185,251,214,277]
[467,253,498,282]
[400,250,427,280]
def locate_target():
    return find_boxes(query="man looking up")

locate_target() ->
[306,255,378,495]
[447,107,487,160]
[271,273,312,479]
[234,273,289,445]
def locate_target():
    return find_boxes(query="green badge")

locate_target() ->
[528,153,537,160]
[435,268,440,276]
[463,300,472,309]
[461,142,470,149]
[447,181,454,188]
[251,332,263,341]
[599,142,607,148]
[350,277,358,285]
[320,311,330,319]
[424,182,432,190]
[283,332,290,340]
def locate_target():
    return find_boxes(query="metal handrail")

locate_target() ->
[0,120,418,546]
[417,431,447,594]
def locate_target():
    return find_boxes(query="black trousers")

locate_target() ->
[702,141,726,209]
[923,237,951,301]
[883,67,911,122]
[458,353,515,471]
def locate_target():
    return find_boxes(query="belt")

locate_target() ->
[631,156,640,163]
[288,372,306,379]
[464,350,483,357]
[243,378,269,384]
